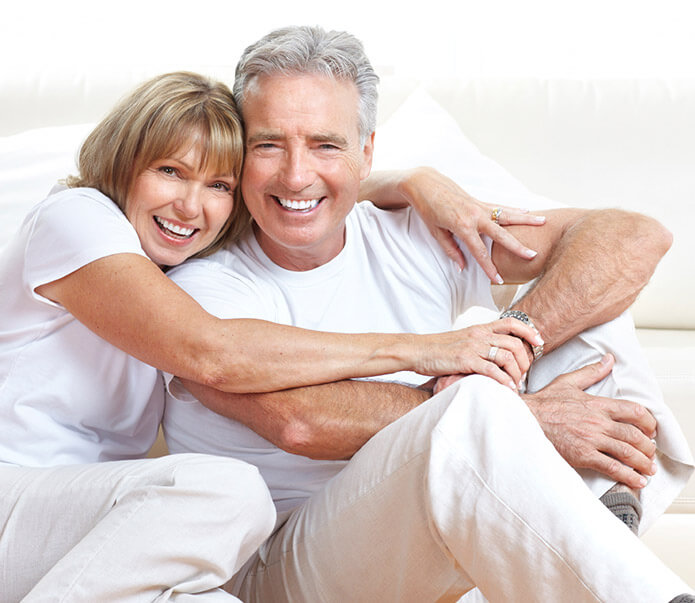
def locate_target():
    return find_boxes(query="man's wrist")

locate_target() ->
[500,309,544,360]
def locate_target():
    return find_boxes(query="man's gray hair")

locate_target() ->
[234,25,379,144]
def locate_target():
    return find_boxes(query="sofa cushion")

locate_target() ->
[0,123,92,251]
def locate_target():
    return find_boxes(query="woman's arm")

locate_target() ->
[35,253,539,393]
[361,167,545,283]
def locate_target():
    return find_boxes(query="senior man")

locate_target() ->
[163,26,694,602]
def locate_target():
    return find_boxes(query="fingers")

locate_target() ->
[600,426,657,477]
[581,449,652,490]
[606,397,657,438]
[444,223,502,284]
[484,223,539,262]
[493,207,546,227]
[430,228,467,272]
[477,334,533,390]
[493,317,545,352]
[562,353,615,390]
[433,374,465,395]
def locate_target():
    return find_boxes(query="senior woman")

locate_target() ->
[0,71,540,601]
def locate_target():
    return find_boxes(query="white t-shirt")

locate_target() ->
[164,202,495,513]
[0,187,164,467]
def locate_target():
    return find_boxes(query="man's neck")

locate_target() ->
[252,222,347,272]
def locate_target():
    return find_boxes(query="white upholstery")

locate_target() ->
[1,71,693,586]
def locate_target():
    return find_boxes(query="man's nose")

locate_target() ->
[279,147,315,191]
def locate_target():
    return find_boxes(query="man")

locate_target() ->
[163,26,694,602]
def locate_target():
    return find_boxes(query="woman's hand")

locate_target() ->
[416,317,543,392]
[398,167,546,284]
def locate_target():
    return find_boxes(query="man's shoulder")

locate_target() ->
[350,201,420,237]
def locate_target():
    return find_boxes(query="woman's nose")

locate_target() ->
[174,183,203,218]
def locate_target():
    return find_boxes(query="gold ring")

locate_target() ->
[487,346,499,362]
[491,207,502,224]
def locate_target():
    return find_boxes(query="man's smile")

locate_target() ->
[274,196,323,212]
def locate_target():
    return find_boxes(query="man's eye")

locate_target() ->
[318,144,339,151]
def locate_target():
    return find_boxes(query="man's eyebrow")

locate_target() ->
[311,133,348,146]
[246,131,349,146]
[246,130,284,145]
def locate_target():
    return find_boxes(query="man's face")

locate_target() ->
[240,73,374,270]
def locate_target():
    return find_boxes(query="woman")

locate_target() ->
[0,71,540,601]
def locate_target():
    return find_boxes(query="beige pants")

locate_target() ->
[0,453,275,602]
[234,312,693,603]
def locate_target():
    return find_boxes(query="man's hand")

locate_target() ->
[522,353,658,489]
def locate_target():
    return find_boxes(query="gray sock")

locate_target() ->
[669,595,695,603]
[599,490,643,534]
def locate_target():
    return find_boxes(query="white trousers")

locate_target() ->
[0,453,276,602]
[233,312,694,602]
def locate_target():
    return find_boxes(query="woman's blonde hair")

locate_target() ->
[67,71,251,254]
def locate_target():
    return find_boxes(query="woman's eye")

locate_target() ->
[211,182,231,192]
[158,166,177,175]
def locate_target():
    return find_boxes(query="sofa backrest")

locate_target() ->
[2,73,693,330]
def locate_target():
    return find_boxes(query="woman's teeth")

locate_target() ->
[277,197,320,211]
[154,216,196,238]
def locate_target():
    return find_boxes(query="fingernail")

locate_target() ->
[533,215,546,223]
[534,336,544,345]
[509,381,516,390]
[639,475,648,487]
[524,248,538,259]
[651,461,658,475]
[494,273,504,285]
[600,353,611,365]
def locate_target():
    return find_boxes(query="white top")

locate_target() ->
[163,202,495,513]
[0,187,164,466]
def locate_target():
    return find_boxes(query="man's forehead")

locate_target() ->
[243,73,361,142]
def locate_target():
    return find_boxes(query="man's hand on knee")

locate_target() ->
[522,353,658,490]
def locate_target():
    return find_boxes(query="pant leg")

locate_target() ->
[236,376,692,603]
[0,453,275,602]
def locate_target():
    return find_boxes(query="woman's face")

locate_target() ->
[125,144,236,267]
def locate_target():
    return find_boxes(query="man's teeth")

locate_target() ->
[155,216,195,237]
[277,198,320,211]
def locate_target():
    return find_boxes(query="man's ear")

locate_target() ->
[359,131,375,180]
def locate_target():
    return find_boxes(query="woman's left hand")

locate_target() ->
[399,167,546,284]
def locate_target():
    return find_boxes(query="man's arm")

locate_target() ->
[179,377,430,460]
[491,208,670,489]
[492,207,672,353]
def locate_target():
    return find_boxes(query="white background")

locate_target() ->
[2,0,694,78]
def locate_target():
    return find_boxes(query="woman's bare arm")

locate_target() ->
[35,252,529,393]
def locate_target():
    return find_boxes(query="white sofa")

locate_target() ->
[1,72,693,587]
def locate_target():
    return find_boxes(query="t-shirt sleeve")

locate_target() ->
[24,189,146,297]
[167,257,274,322]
